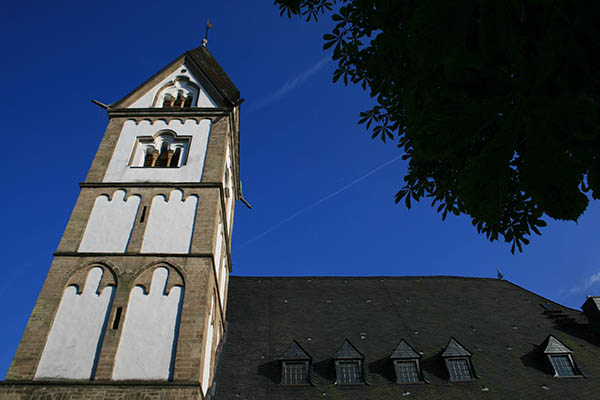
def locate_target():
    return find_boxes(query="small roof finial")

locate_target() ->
[202,19,213,47]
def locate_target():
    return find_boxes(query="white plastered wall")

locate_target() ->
[78,190,140,253]
[103,119,212,183]
[130,65,217,108]
[35,267,114,380]
[112,268,183,380]
[141,190,198,254]
[201,296,215,395]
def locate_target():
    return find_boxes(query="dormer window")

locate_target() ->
[154,76,199,108]
[279,341,311,385]
[442,338,476,382]
[543,335,582,378]
[334,339,365,385]
[390,339,423,384]
[131,131,190,168]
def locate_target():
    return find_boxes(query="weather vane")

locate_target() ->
[202,19,213,47]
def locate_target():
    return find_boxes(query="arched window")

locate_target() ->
[131,131,190,169]
[154,77,199,109]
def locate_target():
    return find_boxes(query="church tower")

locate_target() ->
[2,45,241,399]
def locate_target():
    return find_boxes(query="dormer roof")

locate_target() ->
[543,335,573,354]
[279,341,311,361]
[390,339,420,359]
[442,337,472,358]
[334,339,364,360]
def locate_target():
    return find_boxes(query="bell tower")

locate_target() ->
[2,45,241,399]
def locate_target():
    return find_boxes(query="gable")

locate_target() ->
[128,63,217,108]
[111,46,240,109]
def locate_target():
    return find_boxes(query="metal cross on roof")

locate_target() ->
[202,19,213,47]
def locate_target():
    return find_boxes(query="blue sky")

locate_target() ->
[1,1,599,378]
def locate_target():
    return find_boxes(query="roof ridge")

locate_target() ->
[229,275,501,281]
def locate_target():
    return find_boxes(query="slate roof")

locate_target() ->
[390,339,420,359]
[442,337,472,357]
[544,335,573,354]
[279,341,311,361]
[212,276,600,400]
[185,46,240,105]
[334,339,365,360]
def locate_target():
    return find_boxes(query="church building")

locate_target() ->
[2,45,600,399]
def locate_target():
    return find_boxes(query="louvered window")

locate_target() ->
[282,361,309,385]
[336,360,362,384]
[446,358,474,381]
[394,360,421,383]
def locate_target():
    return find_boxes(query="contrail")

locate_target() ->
[237,153,404,248]
[248,55,331,112]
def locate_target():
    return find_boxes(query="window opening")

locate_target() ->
[143,149,154,167]
[155,77,198,108]
[132,133,189,168]
[162,94,175,108]
[550,355,576,377]
[112,307,123,330]
[139,206,147,223]
[154,142,169,167]
[171,148,182,168]
[447,358,474,381]
[337,361,362,384]
[395,360,421,383]
[282,361,309,385]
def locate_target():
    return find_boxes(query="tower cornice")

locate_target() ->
[80,182,226,188]
[107,107,233,118]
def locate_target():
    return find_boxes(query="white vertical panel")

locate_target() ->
[103,119,212,183]
[113,268,183,380]
[35,267,114,380]
[201,296,215,395]
[78,190,140,253]
[141,190,198,253]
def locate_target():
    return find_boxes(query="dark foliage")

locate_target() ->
[274,0,600,252]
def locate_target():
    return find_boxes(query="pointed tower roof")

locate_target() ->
[334,339,364,360]
[442,338,472,357]
[390,339,420,359]
[543,335,573,354]
[111,45,240,109]
[279,341,311,361]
